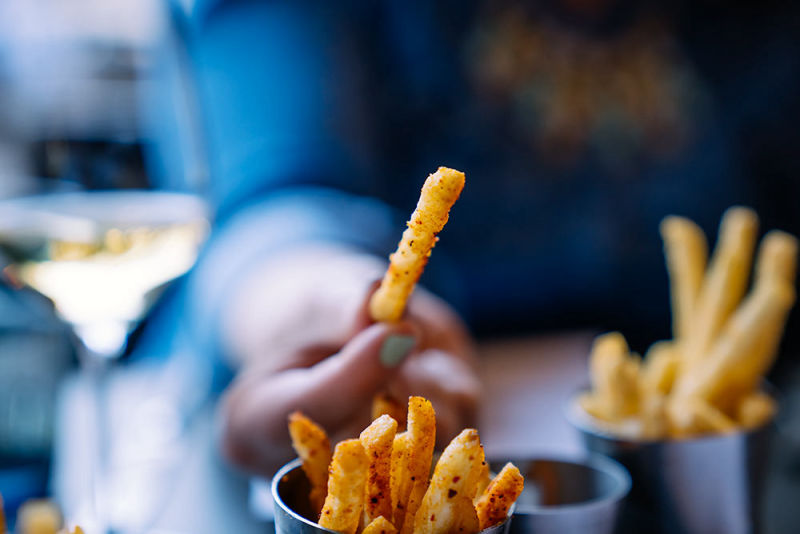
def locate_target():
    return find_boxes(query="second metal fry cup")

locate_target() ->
[272,459,514,534]
[566,394,775,534]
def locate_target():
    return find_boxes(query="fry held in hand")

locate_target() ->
[370,167,465,322]
[319,439,369,534]
[289,412,332,513]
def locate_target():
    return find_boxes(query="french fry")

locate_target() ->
[660,216,708,342]
[682,207,758,367]
[413,429,482,534]
[673,281,795,404]
[16,500,61,534]
[396,397,436,534]
[390,432,409,523]
[475,463,524,530]
[473,457,492,502]
[319,439,369,534]
[755,230,798,286]
[288,412,332,514]
[640,341,680,396]
[736,391,777,430]
[362,516,397,534]
[639,393,669,440]
[585,332,640,421]
[369,167,465,322]
[360,415,398,526]
[372,393,407,431]
[668,397,737,437]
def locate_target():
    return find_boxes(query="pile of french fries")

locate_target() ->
[580,207,796,439]
[289,397,523,534]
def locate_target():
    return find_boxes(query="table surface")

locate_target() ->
[53,332,800,533]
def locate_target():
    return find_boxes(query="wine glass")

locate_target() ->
[0,190,209,532]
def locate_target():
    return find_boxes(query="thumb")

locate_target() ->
[304,322,418,416]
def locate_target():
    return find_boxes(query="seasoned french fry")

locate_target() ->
[473,457,492,502]
[369,167,465,322]
[755,230,798,286]
[288,412,332,514]
[682,207,758,367]
[390,432,409,524]
[360,415,398,526]
[640,341,680,396]
[660,216,708,342]
[413,429,482,534]
[372,393,407,431]
[736,391,777,430]
[362,516,397,534]
[396,397,436,534]
[319,439,369,534]
[475,463,524,530]
[673,281,795,404]
[585,332,640,421]
[668,397,737,437]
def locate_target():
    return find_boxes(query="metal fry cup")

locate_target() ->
[498,456,630,534]
[272,459,514,534]
[566,393,775,534]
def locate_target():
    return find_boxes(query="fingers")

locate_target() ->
[221,322,418,475]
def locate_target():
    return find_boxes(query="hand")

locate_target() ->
[218,245,481,475]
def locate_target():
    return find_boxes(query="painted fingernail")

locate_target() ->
[380,335,415,367]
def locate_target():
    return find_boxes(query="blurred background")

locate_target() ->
[0,0,799,533]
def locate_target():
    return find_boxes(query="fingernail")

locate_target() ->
[380,335,415,367]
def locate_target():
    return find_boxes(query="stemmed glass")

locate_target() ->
[0,190,208,532]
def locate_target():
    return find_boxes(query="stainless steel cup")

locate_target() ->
[500,456,630,534]
[566,395,775,534]
[272,459,514,534]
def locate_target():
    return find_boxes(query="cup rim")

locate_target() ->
[506,454,631,516]
[563,385,778,445]
[272,458,340,534]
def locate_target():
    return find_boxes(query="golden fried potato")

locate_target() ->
[369,167,465,322]
[668,397,737,437]
[319,439,369,534]
[0,493,5,534]
[413,429,482,534]
[362,516,397,534]
[660,216,708,342]
[585,332,640,421]
[682,207,758,367]
[360,415,398,526]
[736,391,777,430]
[372,393,407,431]
[288,412,332,514]
[475,463,524,530]
[755,230,798,286]
[16,500,61,534]
[396,397,436,534]
[390,432,409,525]
[640,341,680,396]
[673,281,795,404]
